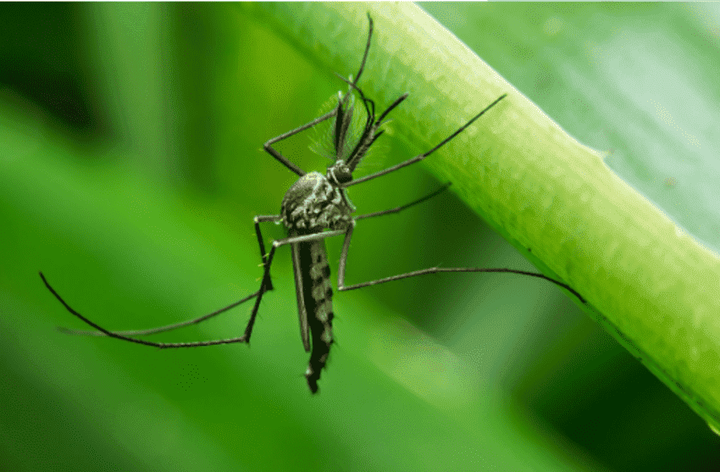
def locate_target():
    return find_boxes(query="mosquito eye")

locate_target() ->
[334,167,353,184]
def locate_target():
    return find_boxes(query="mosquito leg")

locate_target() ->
[263,110,337,177]
[348,266,584,303]
[40,272,256,348]
[254,214,282,291]
[54,216,285,339]
[357,267,583,303]
[336,184,457,286]
[344,94,507,188]
[58,289,261,337]
[352,13,374,87]
[355,183,452,221]
[255,215,282,259]
[334,226,585,304]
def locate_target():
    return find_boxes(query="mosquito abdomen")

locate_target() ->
[296,240,334,393]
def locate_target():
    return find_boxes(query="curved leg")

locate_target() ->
[263,110,336,176]
[40,272,256,348]
[56,214,284,338]
[57,289,261,337]
[254,214,282,291]
[334,222,585,304]
[355,183,451,221]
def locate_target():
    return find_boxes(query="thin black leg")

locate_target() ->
[254,214,282,291]
[338,266,585,304]
[58,290,260,337]
[41,272,256,348]
[334,221,585,304]
[263,110,336,177]
[355,183,452,221]
[56,214,284,338]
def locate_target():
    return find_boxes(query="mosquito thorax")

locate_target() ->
[280,171,355,234]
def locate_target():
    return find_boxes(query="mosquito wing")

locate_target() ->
[290,242,311,352]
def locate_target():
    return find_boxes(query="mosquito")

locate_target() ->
[40,14,585,394]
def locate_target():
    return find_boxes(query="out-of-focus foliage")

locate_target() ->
[1,4,718,471]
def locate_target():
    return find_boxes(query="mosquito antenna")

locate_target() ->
[333,72,378,171]
[334,12,373,112]
[353,13,374,87]
[344,93,508,188]
[376,92,409,125]
[348,90,410,165]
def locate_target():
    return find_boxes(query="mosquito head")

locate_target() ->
[329,80,409,182]
[327,159,353,186]
[326,82,376,177]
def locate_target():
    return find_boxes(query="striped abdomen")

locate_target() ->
[291,239,334,394]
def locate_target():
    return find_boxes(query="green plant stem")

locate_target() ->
[243,2,720,431]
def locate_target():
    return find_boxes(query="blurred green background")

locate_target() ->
[2,3,719,471]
